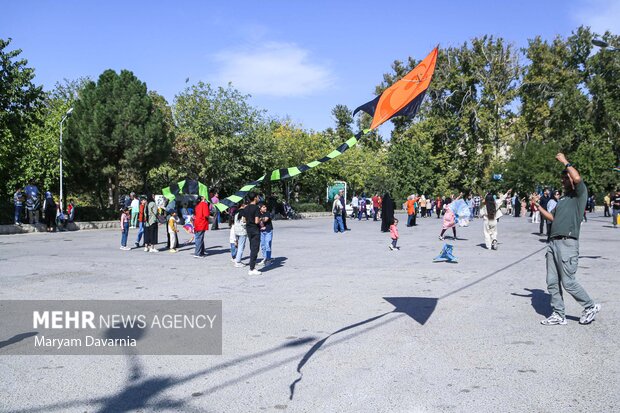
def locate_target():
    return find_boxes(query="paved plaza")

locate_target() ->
[0,212,618,412]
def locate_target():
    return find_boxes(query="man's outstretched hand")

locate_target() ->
[556,153,568,165]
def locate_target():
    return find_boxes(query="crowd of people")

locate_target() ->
[12,185,75,232]
[115,191,279,277]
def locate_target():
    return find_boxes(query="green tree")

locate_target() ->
[65,69,172,207]
[0,38,44,218]
[173,82,281,196]
[20,78,88,201]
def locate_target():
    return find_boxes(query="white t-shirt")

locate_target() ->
[351,196,359,207]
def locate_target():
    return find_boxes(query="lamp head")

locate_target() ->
[592,38,610,48]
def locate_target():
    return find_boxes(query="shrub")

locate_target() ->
[291,202,327,213]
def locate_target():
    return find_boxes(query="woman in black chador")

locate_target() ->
[381,192,395,232]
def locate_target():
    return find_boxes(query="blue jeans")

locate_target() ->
[14,205,22,224]
[121,222,129,247]
[260,230,273,260]
[194,230,205,256]
[235,235,247,263]
[334,215,344,232]
[230,242,237,259]
[135,222,145,245]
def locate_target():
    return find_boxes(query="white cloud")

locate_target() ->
[573,0,620,35]
[213,42,335,97]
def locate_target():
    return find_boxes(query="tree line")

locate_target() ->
[1,26,619,223]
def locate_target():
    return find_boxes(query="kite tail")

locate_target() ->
[215,130,369,212]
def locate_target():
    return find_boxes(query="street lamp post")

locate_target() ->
[59,107,73,211]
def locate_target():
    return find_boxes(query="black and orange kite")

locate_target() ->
[215,47,438,212]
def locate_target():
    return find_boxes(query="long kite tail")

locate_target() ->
[215,130,368,212]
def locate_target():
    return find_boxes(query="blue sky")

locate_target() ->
[2,0,619,134]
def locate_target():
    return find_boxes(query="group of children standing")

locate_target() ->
[120,206,181,252]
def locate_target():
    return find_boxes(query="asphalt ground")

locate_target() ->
[0,211,618,412]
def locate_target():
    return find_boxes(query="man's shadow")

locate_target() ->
[511,288,579,321]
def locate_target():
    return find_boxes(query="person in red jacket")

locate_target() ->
[193,196,210,258]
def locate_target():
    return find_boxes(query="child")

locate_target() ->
[389,218,399,250]
[182,213,195,245]
[229,214,238,263]
[120,207,131,250]
[439,197,457,240]
[258,203,273,266]
[168,211,179,253]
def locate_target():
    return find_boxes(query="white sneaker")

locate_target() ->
[149,248,159,253]
[234,262,244,268]
[540,312,567,325]
[388,245,394,250]
[248,269,262,276]
[144,247,149,252]
[579,304,601,325]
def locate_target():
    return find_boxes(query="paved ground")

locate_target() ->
[0,211,618,413]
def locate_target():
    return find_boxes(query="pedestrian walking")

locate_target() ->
[372,193,381,221]
[603,193,611,217]
[258,202,274,266]
[243,192,262,275]
[351,194,359,219]
[612,189,620,228]
[13,186,24,226]
[167,211,179,253]
[536,153,601,325]
[135,197,147,248]
[120,207,131,250]
[388,218,400,250]
[381,192,395,232]
[438,197,457,240]
[338,189,349,230]
[332,194,344,233]
[211,191,220,230]
[43,191,56,232]
[538,189,551,235]
[233,201,248,267]
[193,196,209,257]
[480,190,511,250]
[144,194,159,253]
[130,192,139,228]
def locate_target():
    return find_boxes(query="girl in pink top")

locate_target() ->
[120,207,131,250]
[389,218,400,250]
[439,197,457,240]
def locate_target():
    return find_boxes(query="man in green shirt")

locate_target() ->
[536,153,601,326]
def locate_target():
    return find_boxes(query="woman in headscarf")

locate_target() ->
[43,191,56,232]
[480,189,511,250]
[381,192,395,232]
